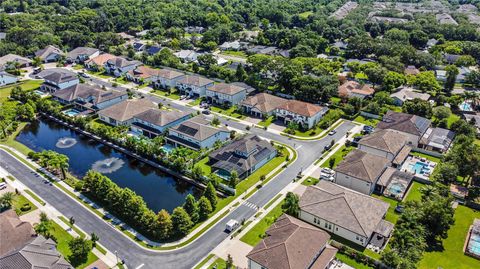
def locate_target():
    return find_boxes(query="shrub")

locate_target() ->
[21,203,32,211]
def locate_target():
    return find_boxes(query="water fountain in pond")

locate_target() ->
[55,137,77,149]
[91,157,125,174]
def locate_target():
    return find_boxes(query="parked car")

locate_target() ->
[328,130,337,135]
[395,205,404,213]
[321,168,335,175]
[0,182,7,190]
[225,219,240,233]
[320,173,335,182]
[79,72,90,78]
[363,125,374,134]
[32,68,41,74]
[180,95,187,100]
[202,109,211,115]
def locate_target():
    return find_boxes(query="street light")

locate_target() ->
[114,250,119,265]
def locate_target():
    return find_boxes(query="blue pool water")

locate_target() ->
[469,234,480,255]
[409,162,429,175]
[388,182,405,195]
[162,144,175,154]
[33,90,44,95]
[460,101,473,111]
[63,108,81,117]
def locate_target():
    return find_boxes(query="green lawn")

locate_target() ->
[221,50,247,58]
[48,221,98,269]
[355,72,368,80]
[12,194,38,216]
[194,156,211,174]
[151,89,181,100]
[85,70,111,79]
[194,254,215,269]
[372,194,401,224]
[353,115,380,126]
[24,189,46,205]
[290,125,324,137]
[1,122,33,156]
[475,139,480,146]
[187,98,203,106]
[410,151,442,163]
[210,105,246,120]
[257,116,275,128]
[0,80,42,102]
[329,96,341,105]
[336,253,374,269]
[299,11,313,18]
[59,216,86,238]
[240,199,284,246]
[302,176,319,186]
[418,205,480,269]
[113,76,128,84]
[320,145,354,168]
[207,257,227,269]
[405,181,424,202]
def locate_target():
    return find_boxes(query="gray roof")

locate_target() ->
[359,129,409,156]
[436,13,458,25]
[247,214,335,269]
[66,47,99,59]
[207,83,246,95]
[106,57,142,68]
[0,235,72,269]
[209,134,276,175]
[0,32,6,40]
[0,54,32,66]
[377,167,413,188]
[35,45,63,60]
[420,127,455,151]
[335,149,390,183]
[134,108,190,127]
[52,84,126,106]
[169,115,228,141]
[376,111,431,137]
[38,68,78,84]
[177,75,213,87]
[99,98,156,122]
[390,87,431,102]
[299,181,390,237]
[157,69,184,80]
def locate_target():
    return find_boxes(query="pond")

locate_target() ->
[16,118,201,213]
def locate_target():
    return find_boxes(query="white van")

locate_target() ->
[225,219,240,233]
[0,182,7,190]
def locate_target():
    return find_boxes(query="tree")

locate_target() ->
[328,158,336,169]
[364,66,386,87]
[183,194,199,223]
[157,209,173,240]
[235,64,247,81]
[197,196,212,220]
[90,233,99,247]
[432,106,451,124]
[204,182,218,209]
[414,71,441,93]
[433,162,459,184]
[226,254,234,269]
[171,207,193,236]
[229,170,239,188]
[383,71,406,92]
[403,98,432,118]
[282,192,299,217]
[0,192,14,210]
[68,237,92,266]
[444,65,459,95]
[211,117,220,126]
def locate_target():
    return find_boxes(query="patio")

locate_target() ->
[400,155,437,182]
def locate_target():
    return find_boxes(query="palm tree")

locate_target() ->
[0,192,15,210]
[282,192,300,217]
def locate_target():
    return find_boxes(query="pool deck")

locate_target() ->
[464,225,480,260]
[400,156,436,182]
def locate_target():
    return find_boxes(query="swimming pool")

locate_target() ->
[408,162,427,174]
[388,182,405,195]
[63,108,81,117]
[161,144,175,154]
[468,234,480,255]
[460,101,473,111]
[33,90,44,95]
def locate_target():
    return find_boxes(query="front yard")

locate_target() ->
[210,105,246,120]
[257,116,275,128]
[151,89,181,100]
[12,193,38,216]
[353,115,380,126]
[240,199,285,246]
[320,145,354,169]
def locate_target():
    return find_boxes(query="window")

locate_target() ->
[324,222,328,228]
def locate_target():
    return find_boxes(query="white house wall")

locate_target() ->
[334,172,374,195]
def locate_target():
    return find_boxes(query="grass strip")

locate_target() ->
[24,189,46,206]
[263,194,282,210]
[58,216,86,238]
[194,253,215,269]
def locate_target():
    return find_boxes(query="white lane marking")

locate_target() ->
[135,263,145,269]
[295,145,302,150]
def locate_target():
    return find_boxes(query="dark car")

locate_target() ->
[202,109,211,115]
[395,205,404,213]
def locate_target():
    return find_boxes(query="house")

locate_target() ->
[0,32,6,41]
[358,129,411,162]
[174,50,200,62]
[458,4,478,13]
[66,47,100,63]
[184,26,205,34]
[0,71,18,86]
[239,30,259,42]
[426,38,438,48]
[0,235,73,269]
[84,53,116,71]
[377,167,414,199]
[146,46,162,55]
[52,84,127,112]
[0,210,35,256]
[136,30,149,37]
[436,13,458,25]
[462,113,480,135]
[38,68,79,93]
[0,54,32,68]
[334,149,391,195]
[247,214,337,269]
[206,83,248,106]
[104,57,142,77]
[376,111,431,146]
[132,41,146,52]
[338,80,375,99]
[299,181,393,247]
[246,45,277,55]
[219,40,243,51]
[209,134,277,179]
[275,100,328,129]
[34,45,63,62]
[419,127,455,153]
[332,41,348,50]
[390,87,431,106]
[117,32,134,41]
[167,115,230,149]
[131,109,191,138]
[331,1,358,19]
[241,93,289,117]
[404,65,420,76]
[443,53,461,64]
[176,75,214,98]
[126,66,160,84]
[154,69,185,89]
[98,98,156,126]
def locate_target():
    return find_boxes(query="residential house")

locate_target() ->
[334,149,391,195]
[404,65,420,76]
[174,50,200,62]
[117,32,134,41]
[52,84,127,112]
[84,53,116,71]
[131,109,191,138]
[132,41,146,52]
[332,41,348,50]
[358,129,412,161]
[241,93,288,117]
[66,47,100,63]
[419,127,455,153]
[458,4,478,13]
[0,54,32,68]
[0,32,6,41]
[299,181,393,247]
[370,16,409,23]
[167,116,230,149]
[331,1,358,19]
[247,214,337,269]
[146,46,162,55]
[154,69,185,89]
[0,210,35,256]
[443,53,461,64]
[206,83,248,106]
[208,134,277,179]
[390,87,431,106]
[275,100,328,129]
[239,30,259,42]
[126,66,159,84]
[34,45,63,62]
[0,71,18,86]
[338,80,375,99]
[98,98,156,126]
[184,26,205,34]
[176,75,214,98]
[436,67,471,83]
[246,46,277,55]
[377,167,414,199]
[0,235,73,269]
[426,38,438,48]
[462,113,480,135]
[38,68,79,93]
[104,57,142,77]
[436,13,458,25]
[219,40,243,51]
[376,111,431,146]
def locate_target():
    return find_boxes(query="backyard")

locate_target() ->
[353,115,380,126]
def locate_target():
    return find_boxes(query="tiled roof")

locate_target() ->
[177,75,214,87]
[207,83,246,95]
[241,93,288,114]
[85,53,116,66]
[169,115,228,141]
[338,80,374,97]
[299,181,390,237]
[35,45,63,60]
[377,111,431,137]
[335,149,390,183]
[67,47,99,59]
[134,108,190,127]
[52,84,125,105]
[247,214,335,269]
[38,68,78,84]
[277,100,324,117]
[0,210,35,257]
[106,57,142,68]
[99,98,156,122]
[0,54,32,66]
[157,69,184,80]
[390,87,430,102]
[359,129,408,155]
[128,66,159,79]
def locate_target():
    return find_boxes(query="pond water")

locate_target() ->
[16,118,200,213]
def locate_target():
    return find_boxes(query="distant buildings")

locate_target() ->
[52,84,127,112]
[390,87,431,106]
[338,81,375,100]
[0,54,32,68]
[436,13,458,25]
[66,47,100,63]
[331,1,358,20]
[0,71,18,86]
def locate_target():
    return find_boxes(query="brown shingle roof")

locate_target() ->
[99,98,156,122]
[128,66,159,79]
[335,149,390,183]
[299,181,390,237]
[277,100,324,117]
[0,210,35,256]
[177,75,214,87]
[157,69,184,80]
[358,129,408,156]
[0,54,32,66]
[85,53,116,66]
[404,65,420,76]
[338,80,374,97]
[106,57,142,68]
[133,109,190,127]
[241,93,288,114]
[207,83,246,95]
[52,84,126,105]
[247,214,334,269]
[377,111,431,137]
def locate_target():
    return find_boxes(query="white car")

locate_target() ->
[0,182,7,190]
[225,219,240,233]
[320,174,335,182]
[321,168,335,175]
[328,130,336,135]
